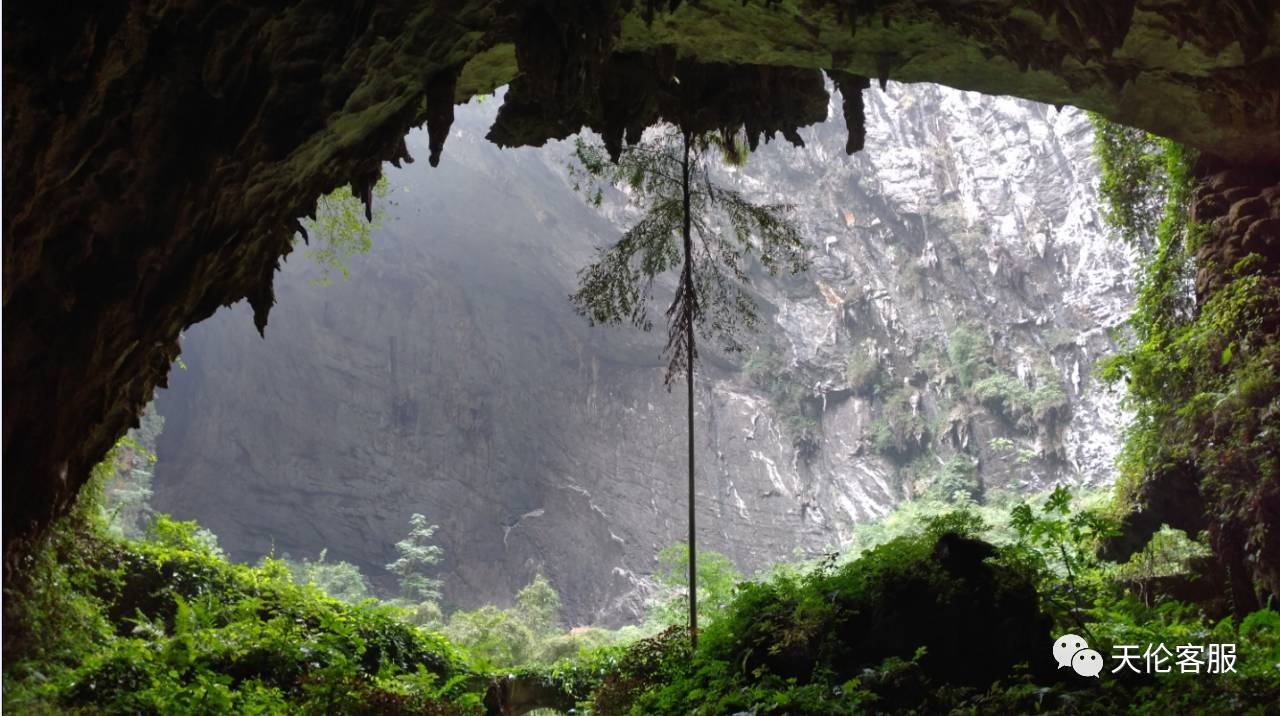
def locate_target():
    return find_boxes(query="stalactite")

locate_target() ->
[829,71,870,155]
[426,66,462,167]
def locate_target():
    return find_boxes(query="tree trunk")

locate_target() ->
[681,129,697,650]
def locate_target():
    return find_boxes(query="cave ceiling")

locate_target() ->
[3,0,1279,556]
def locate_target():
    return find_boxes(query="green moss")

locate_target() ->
[455,43,518,102]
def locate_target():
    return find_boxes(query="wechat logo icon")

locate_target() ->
[1054,634,1103,677]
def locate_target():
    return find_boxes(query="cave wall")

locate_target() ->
[4,0,1279,560]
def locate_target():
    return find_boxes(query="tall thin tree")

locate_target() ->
[569,125,807,647]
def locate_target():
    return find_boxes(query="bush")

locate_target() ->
[283,549,373,604]
[947,326,991,387]
[870,389,928,459]
[595,488,1280,714]
[647,543,742,629]
[845,347,883,395]
[445,606,535,669]
[971,372,1032,420]
[925,455,981,504]
[745,344,822,449]
[3,497,483,714]
[613,531,1051,715]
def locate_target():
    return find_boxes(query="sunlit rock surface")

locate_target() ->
[154,82,1131,624]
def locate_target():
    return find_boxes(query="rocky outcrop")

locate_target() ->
[151,84,1134,624]
[5,0,1279,567]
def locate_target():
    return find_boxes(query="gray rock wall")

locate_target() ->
[153,82,1132,625]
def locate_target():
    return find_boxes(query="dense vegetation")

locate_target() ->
[1091,115,1279,609]
[591,492,1280,714]
[3,459,486,714]
[8,444,1278,714]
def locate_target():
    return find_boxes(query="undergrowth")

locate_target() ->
[593,491,1280,715]
[3,461,486,715]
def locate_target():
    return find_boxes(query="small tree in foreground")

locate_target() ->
[570,126,807,647]
[385,513,444,602]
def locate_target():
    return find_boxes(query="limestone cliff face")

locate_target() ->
[153,82,1131,625]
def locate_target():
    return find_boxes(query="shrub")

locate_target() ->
[4,512,483,715]
[445,606,535,669]
[845,347,883,395]
[869,389,928,459]
[615,531,1050,715]
[647,543,742,629]
[971,372,1032,420]
[947,326,991,387]
[925,455,981,504]
[746,344,822,449]
[283,548,372,604]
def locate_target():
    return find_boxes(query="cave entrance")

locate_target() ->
[117,79,1135,633]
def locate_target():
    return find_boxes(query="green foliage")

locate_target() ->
[988,436,1015,452]
[1094,116,1280,581]
[648,543,742,629]
[946,325,991,387]
[568,128,808,382]
[147,513,226,559]
[844,345,883,395]
[1006,486,1121,632]
[386,513,445,602]
[971,370,1068,427]
[297,176,391,286]
[1114,526,1211,584]
[869,389,927,459]
[403,600,446,630]
[924,455,980,504]
[615,528,1044,715]
[517,573,563,638]
[445,605,536,669]
[744,344,821,448]
[1029,379,1068,421]
[101,402,165,538]
[1089,113,1172,248]
[441,572,627,669]
[593,487,1280,714]
[284,549,373,604]
[971,371,1031,419]
[535,626,641,666]
[1093,119,1200,503]
[4,484,484,714]
[911,342,946,376]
